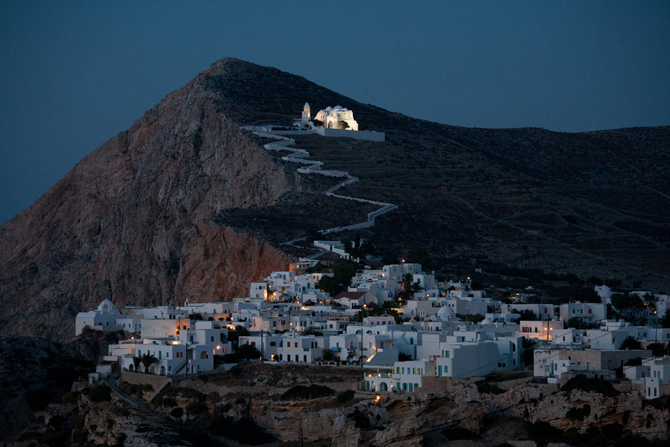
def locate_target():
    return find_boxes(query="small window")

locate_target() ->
[177,352,183,358]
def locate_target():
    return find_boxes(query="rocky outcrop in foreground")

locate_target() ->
[6,363,668,446]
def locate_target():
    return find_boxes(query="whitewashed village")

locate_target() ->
[75,103,670,409]
[79,251,670,401]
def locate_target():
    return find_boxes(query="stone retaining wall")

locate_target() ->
[120,371,172,401]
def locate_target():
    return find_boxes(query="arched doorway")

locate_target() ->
[380,382,388,391]
[200,351,209,359]
[160,365,166,375]
[129,364,134,372]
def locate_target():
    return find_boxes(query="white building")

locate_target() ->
[595,285,612,304]
[75,300,122,335]
[329,334,359,362]
[277,334,329,363]
[334,291,377,308]
[364,315,395,327]
[517,320,563,341]
[239,334,282,361]
[435,342,501,379]
[559,303,607,322]
[362,360,433,392]
[394,360,434,392]
[313,105,358,130]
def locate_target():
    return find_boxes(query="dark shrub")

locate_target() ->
[560,374,619,397]
[602,423,624,439]
[206,391,221,403]
[72,429,88,444]
[113,433,127,447]
[47,366,82,384]
[349,410,370,429]
[620,337,642,350]
[40,427,68,447]
[442,427,481,440]
[186,401,208,417]
[47,415,65,430]
[170,407,184,418]
[566,404,591,421]
[162,396,177,408]
[281,384,334,400]
[526,421,564,447]
[476,381,505,395]
[89,385,112,402]
[25,387,52,411]
[337,390,355,403]
[210,415,277,445]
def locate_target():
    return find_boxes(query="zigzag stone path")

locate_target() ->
[243,126,397,242]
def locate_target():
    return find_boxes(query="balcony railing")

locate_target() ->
[366,372,392,379]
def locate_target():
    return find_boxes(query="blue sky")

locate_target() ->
[1,1,669,224]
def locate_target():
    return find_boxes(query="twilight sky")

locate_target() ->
[1,1,669,224]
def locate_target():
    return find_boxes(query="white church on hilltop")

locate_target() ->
[299,103,358,131]
[292,102,384,142]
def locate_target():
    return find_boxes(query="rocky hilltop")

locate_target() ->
[0,59,297,340]
[1,58,669,341]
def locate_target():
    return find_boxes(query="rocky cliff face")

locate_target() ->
[0,59,293,341]
[4,362,669,446]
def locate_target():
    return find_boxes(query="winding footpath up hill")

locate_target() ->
[248,126,398,238]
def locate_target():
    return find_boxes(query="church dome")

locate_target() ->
[437,305,455,321]
[479,318,493,325]
[97,299,117,314]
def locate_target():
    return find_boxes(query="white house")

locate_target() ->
[141,319,183,339]
[559,303,607,322]
[439,299,488,316]
[277,334,329,363]
[239,334,282,361]
[334,291,377,308]
[329,334,359,362]
[392,360,434,392]
[116,317,142,333]
[364,315,395,327]
[517,320,563,341]
[435,342,501,379]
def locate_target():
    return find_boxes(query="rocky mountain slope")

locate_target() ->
[0,59,298,341]
[209,59,670,288]
[1,58,669,341]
